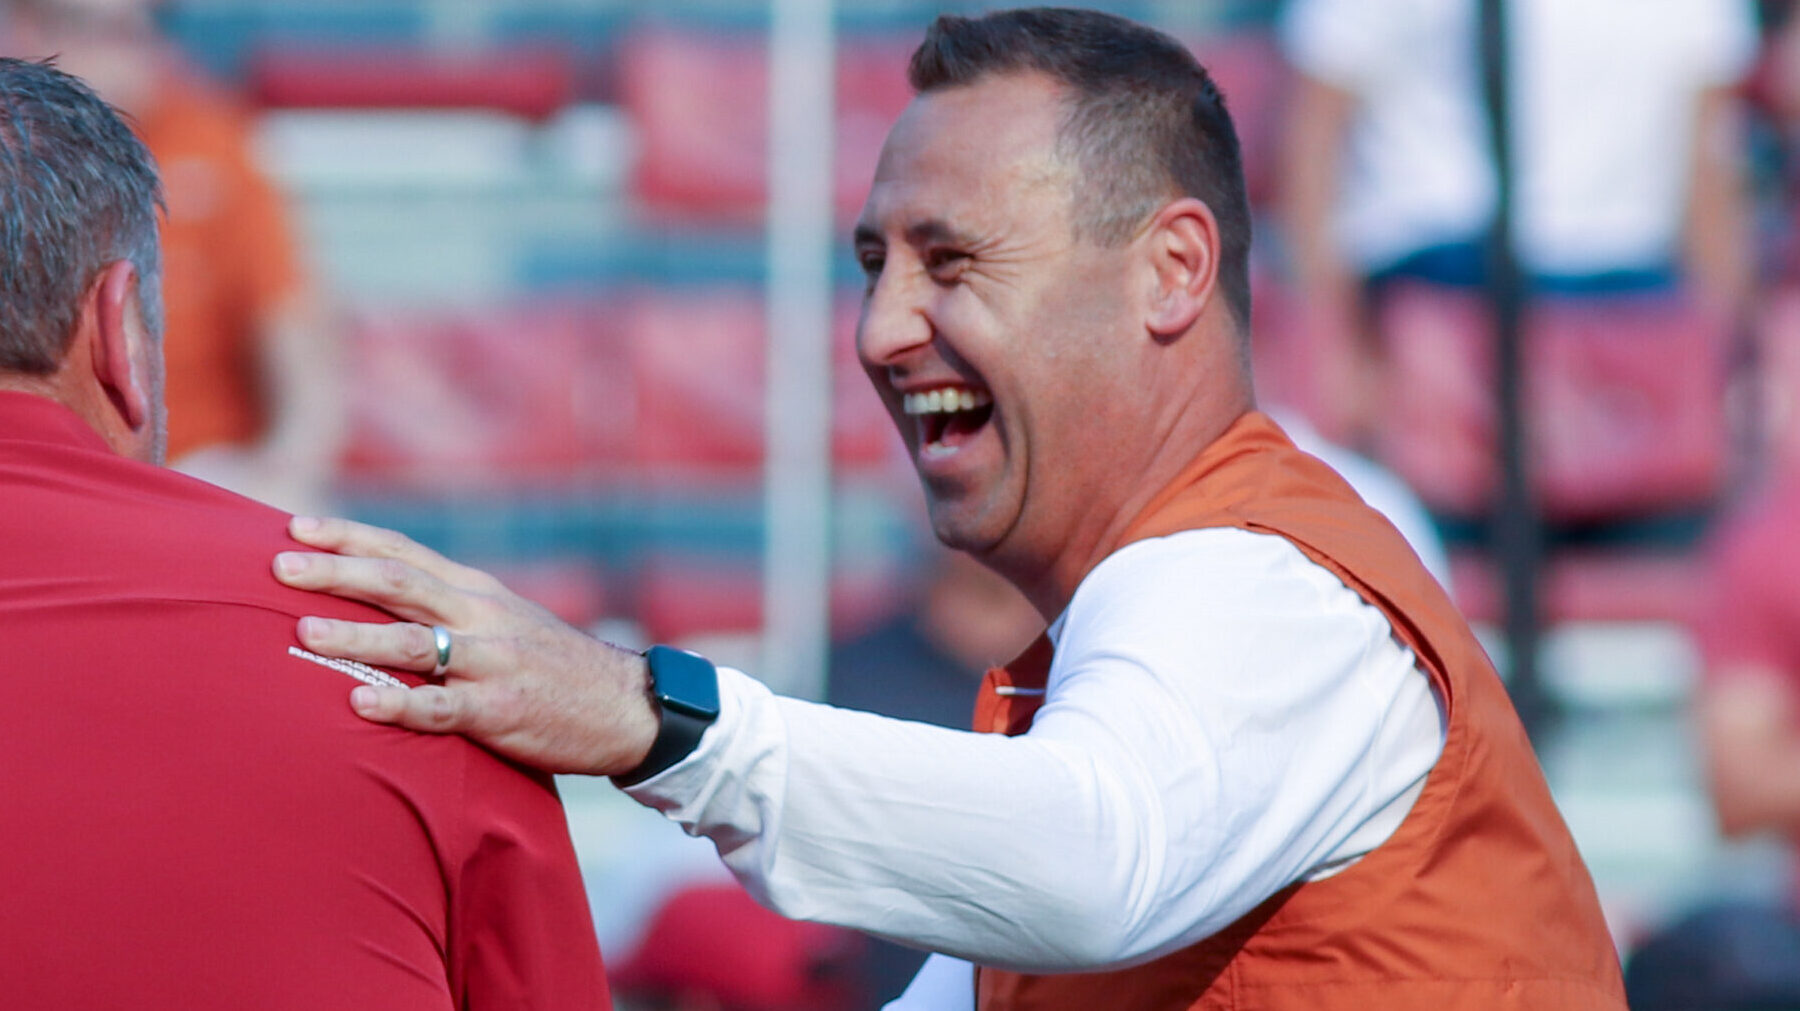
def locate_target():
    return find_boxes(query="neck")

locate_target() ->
[1000,393,1256,620]
[0,371,61,402]
[0,362,131,459]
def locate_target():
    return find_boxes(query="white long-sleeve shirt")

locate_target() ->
[625,527,1445,985]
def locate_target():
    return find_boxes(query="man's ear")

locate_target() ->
[1142,197,1222,340]
[88,259,151,433]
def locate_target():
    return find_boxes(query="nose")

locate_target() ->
[856,268,933,371]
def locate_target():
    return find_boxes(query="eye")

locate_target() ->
[924,248,969,281]
[856,248,886,285]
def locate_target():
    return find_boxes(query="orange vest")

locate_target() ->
[973,412,1625,1010]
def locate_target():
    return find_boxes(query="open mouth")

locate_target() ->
[903,385,995,454]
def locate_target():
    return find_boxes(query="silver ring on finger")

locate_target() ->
[430,624,453,676]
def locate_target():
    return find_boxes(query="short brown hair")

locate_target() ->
[909,7,1252,331]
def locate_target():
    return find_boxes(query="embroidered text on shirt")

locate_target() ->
[287,646,409,690]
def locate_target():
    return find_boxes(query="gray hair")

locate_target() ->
[0,57,163,374]
[908,7,1252,332]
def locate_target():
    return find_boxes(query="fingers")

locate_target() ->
[274,550,469,627]
[334,614,661,776]
[350,683,472,733]
[287,516,498,592]
[297,616,489,674]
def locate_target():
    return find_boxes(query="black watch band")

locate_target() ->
[614,645,721,786]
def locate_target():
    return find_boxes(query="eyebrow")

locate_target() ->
[851,218,977,249]
[906,220,976,247]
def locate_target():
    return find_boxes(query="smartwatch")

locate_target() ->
[615,645,721,785]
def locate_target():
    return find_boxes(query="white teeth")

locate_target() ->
[903,387,993,415]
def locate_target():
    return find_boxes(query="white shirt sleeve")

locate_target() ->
[883,954,974,1011]
[625,529,1443,971]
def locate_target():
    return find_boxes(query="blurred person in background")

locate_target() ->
[1621,461,1800,1007]
[611,883,870,1011]
[1625,12,1800,977]
[0,56,607,1008]
[1278,0,1757,446]
[5,0,342,513]
[1627,317,1800,1008]
[828,547,1041,733]
[274,9,1624,1009]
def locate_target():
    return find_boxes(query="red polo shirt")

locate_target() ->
[0,393,609,1009]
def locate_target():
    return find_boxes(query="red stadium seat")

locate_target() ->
[623,287,903,475]
[1449,550,1701,625]
[1185,30,1290,208]
[249,45,575,120]
[626,289,767,469]
[340,297,632,486]
[342,291,897,487]
[489,559,610,629]
[638,557,763,643]
[1375,283,1731,522]
[619,27,914,221]
[635,555,914,645]
[1248,272,1336,425]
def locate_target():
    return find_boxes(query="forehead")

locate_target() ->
[858,72,1072,236]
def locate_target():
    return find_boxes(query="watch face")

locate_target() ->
[648,645,721,721]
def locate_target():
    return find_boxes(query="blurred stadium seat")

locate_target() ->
[1184,29,1289,207]
[1449,550,1702,625]
[340,297,633,486]
[620,26,913,222]
[636,551,906,650]
[1376,282,1732,522]
[625,288,766,469]
[249,45,575,119]
[623,286,900,475]
[1247,272,1333,423]
[638,556,763,644]
[489,558,611,630]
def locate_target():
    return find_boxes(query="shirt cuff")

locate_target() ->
[617,665,786,855]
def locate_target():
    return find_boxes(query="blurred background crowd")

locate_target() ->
[12,0,1800,1007]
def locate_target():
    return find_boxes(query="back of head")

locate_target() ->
[0,56,162,375]
[906,7,1252,331]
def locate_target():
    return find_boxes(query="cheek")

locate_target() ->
[927,293,1009,370]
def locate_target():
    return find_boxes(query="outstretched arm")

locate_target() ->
[274,519,1432,971]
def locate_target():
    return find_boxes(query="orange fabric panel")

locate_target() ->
[138,69,304,459]
[973,412,1625,1011]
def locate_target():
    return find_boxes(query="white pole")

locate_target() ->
[762,0,836,699]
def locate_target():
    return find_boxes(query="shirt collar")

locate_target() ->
[0,391,117,455]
